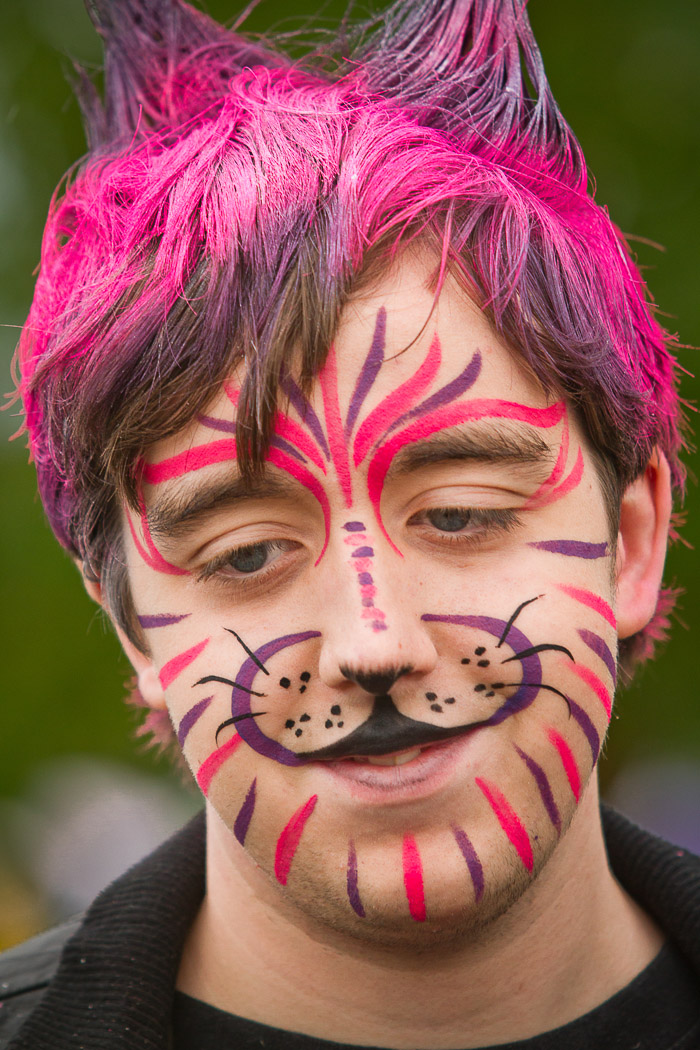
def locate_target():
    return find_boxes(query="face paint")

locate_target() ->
[127,265,620,939]
[528,540,609,559]
[402,835,427,922]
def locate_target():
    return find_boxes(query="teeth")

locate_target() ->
[352,748,422,767]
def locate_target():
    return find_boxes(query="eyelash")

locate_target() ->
[409,506,522,544]
[195,540,298,585]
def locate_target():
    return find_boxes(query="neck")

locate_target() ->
[178,789,662,1048]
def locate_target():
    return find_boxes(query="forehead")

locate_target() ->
[148,256,552,471]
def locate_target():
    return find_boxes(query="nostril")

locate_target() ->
[340,664,414,696]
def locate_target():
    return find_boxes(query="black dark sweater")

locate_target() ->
[1,807,699,1049]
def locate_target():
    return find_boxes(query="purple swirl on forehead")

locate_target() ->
[280,376,330,459]
[344,308,386,441]
[230,631,321,766]
[421,614,542,723]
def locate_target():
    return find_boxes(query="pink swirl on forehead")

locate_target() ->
[367,400,566,553]
[352,333,441,468]
[526,447,584,510]
[127,488,188,576]
[141,439,237,484]
[273,412,327,473]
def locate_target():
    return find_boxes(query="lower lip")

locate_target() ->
[313,731,483,804]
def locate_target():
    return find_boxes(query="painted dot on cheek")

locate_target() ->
[461,658,470,665]
[474,684,486,693]
[285,719,295,729]
[445,697,455,705]
[280,678,291,688]
[300,714,311,722]
[325,720,333,728]
[475,647,486,656]
[295,729,303,737]
[331,705,341,715]
[300,671,311,682]
[477,659,490,667]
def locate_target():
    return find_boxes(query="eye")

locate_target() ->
[408,505,521,543]
[426,508,474,532]
[196,539,300,582]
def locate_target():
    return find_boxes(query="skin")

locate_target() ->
[89,257,671,1047]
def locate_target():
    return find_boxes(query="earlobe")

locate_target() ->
[615,451,672,639]
[79,564,168,711]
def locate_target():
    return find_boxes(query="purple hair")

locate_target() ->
[17,0,685,742]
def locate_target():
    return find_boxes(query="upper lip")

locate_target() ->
[296,694,491,762]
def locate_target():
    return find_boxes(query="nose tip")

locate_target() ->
[340,665,414,696]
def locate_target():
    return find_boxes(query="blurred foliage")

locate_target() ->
[1,0,698,808]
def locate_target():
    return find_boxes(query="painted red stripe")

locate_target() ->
[557,584,616,628]
[402,834,427,922]
[476,777,533,872]
[318,346,352,507]
[159,638,210,689]
[546,728,581,801]
[196,734,242,796]
[274,795,318,885]
[566,661,612,718]
[141,439,237,484]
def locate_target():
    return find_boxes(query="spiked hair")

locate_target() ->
[18,0,684,736]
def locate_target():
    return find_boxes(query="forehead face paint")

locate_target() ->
[126,263,618,938]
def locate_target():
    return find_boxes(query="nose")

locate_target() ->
[316,537,438,691]
[339,665,413,696]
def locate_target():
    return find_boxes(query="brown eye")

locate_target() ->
[427,508,472,532]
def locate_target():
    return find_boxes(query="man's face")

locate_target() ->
[123,258,617,941]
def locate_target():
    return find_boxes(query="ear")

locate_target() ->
[615,451,672,639]
[82,572,168,711]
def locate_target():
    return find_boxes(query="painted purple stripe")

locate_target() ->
[346,840,366,917]
[344,308,386,440]
[578,629,617,685]
[529,540,609,559]
[373,621,388,631]
[567,697,601,763]
[362,597,375,607]
[269,434,306,464]
[198,413,236,434]
[390,351,482,434]
[451,825,484,900]
[352,546,374,558]
[177,696,212,746]
[234,779,257,845]
[358,572,373,585]
[514,745,561,832]
[343,521,366,532]
[280,376,330,459]
[137,613,191,629]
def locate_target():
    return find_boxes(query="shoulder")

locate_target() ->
[0,918,82,1047]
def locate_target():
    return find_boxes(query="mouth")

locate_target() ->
[297,694,491,762]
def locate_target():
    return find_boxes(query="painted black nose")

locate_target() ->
[340,665,413,696]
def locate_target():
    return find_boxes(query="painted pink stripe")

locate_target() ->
[266,448,331,564]
[141,439,237,484]
[528,447,584,509]
[352,558,372,573]
[159,638,210,689]
[344,534,367,546]
[546,727,581,801]
[274,795,318,885]
[402,834,426,922]
[566,661,612,718]
[223,382,240,407]
[318,346,352,507]
[137,491,189,576]
[352,333,441,467]
[274,412,327,473]
[196,734,242,796]
[367,400,566,553]
[476,777,533,872]
[525,414,569,505]
[557,584,616,628]
[362,607,385,620]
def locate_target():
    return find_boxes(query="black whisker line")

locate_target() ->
[216,711,266,744]
[224,628,269,675]
[496,595,543,647]
[502,681,571,716]
[194,675,266,697]
[501,643,574,663]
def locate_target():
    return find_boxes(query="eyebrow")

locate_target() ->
[388,423,554,477]
[145,472,299,541]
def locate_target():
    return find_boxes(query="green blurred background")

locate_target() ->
[1,0,698,945]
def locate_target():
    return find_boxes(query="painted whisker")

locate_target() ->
[501,643,574,663]
[195,674,266,697]
[216,712,267,744]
